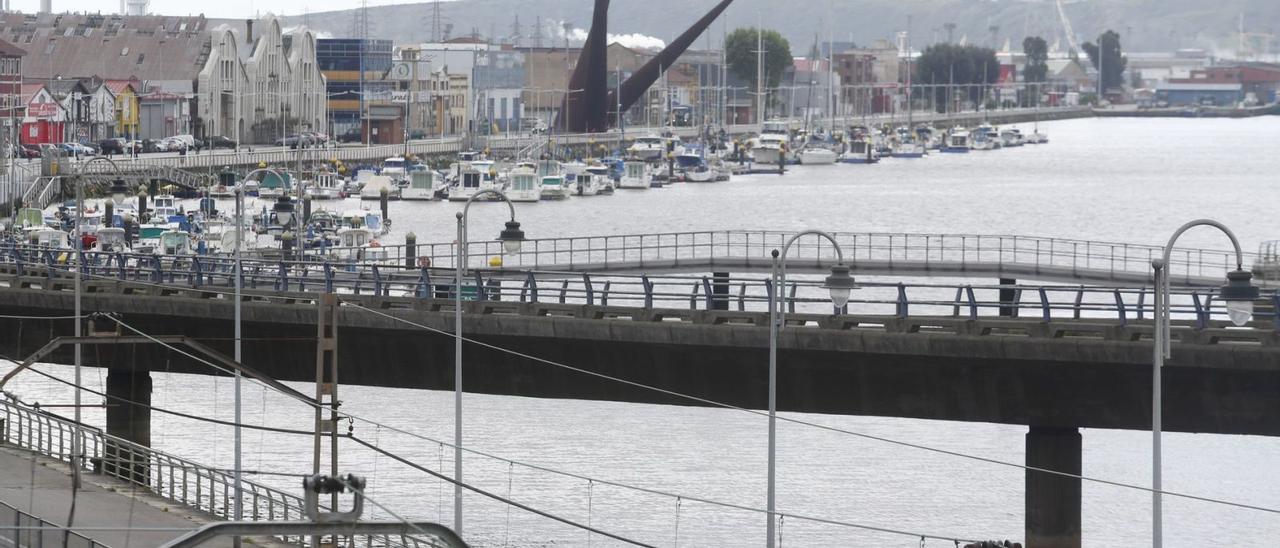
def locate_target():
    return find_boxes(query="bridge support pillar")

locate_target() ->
[1025,426,1081,548]
[711,272,730,310]
[104,367,152,484]
[1000,278,1018,317]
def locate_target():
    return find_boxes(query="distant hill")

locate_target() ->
[275,0,1279,55]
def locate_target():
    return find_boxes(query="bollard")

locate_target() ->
[379,188,389,223]
[137,191,148,220]
[104,201,114,227]
[405,232,417,268]
[303,196,312,225]
[281,231,296,262]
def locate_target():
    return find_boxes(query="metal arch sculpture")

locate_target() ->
[557,0,736,133]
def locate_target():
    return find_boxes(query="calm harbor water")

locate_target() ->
[6,117,1280,546]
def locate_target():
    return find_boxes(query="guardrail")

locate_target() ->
[312,230,1254,287]
[0,396,436,548]
[0,497,108,548]
[2,243,1276,329]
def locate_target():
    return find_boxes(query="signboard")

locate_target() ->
[27,102,59,118]
[388,62,413,81]
[391,90,410,103]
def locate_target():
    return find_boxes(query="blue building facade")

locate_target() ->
[317,38,393,140]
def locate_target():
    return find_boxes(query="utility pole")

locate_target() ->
[754,15,766,125]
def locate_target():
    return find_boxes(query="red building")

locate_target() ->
[0,39,24,145]
[1168,63,1280,103]
[21,83,65,145]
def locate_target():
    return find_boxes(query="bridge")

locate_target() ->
[0,230,1275,547]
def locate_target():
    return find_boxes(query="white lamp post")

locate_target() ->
[453,189,525,536]
[766,230,856,548]
[1149,219,1258,548]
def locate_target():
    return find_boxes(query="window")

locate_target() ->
[43,40,55,54]
[136,53,145,65]
[120,47,129,56]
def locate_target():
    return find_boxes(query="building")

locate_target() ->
[46,78,88,142]
[1,12,327,144]
[104,79,138,140]
[1155,82,1243,106]
[1167,63,1280,104]
[834,40,901,115]
[317,38,393,142]
[20,82,63,144]
[401,39,526,136]
[0,39,23,151]
[83,81,116,141]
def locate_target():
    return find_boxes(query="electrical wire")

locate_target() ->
[97,315,986,541]
[349,435,658,548]
[339,300,1280,517]
[0,355,315,436]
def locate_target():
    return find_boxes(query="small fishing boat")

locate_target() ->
[401,171,436,201]
[627,135,666,161]
[942,129,971,153]
[309,171,344,200]
[360,175,399,200]
[618,160,650,189]
[506,165,541,202]
[798,146,838,165]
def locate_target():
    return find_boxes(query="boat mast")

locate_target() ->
[755,13,765,125]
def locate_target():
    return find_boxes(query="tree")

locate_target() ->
[1022,36,1049,83]
[914,43,1000,112]
[1082,30,1128,92]
[725,27,792,94]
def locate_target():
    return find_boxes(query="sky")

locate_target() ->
[11,0,428,19]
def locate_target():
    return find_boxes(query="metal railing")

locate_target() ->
[2,243,1275,330]
[0,498,109,548]
[0,396,437,548]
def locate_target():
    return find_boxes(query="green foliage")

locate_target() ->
[725,27,793,93]
[1082,30,1128,91]
[1022,36,1049,83]
[914,43,1000,112]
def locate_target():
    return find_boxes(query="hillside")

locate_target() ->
[276,0,1279,55]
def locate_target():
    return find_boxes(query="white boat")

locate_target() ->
[360,175,399,200]
[154,229,195,256]
[241,180,260,196]
[506,166,541,202]
[627,135,665,161]
[840,137,880,164]
[971,124,1001,150]
[891,128,927,158]
[1000,129,1025,148]
[330,227,388,262]
[942,129,971,153]
[1026,129,1049,144]
[618,160,650,189]
[708,157,732,181]
[401,171,436,201]
[449,163,497,202]
[25,227,69,250]
[539,174,571,200]
[584,165,615,193]
[151,194,180,220]
[341,209,390,236]
[308,172,344,200]
[209,183,235,198]
[90,227,130,253]
[381,157,408,183]
[798,146,838,165]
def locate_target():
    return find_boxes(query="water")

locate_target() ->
[6,117,1280,546]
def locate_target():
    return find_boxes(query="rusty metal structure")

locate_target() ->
[558,0,736,132]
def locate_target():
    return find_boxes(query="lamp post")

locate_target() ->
[453,189,525,537]
[1149,219,1258,548]
[69,156,124,493]
[234,167,281,542]
[766,230,856,548]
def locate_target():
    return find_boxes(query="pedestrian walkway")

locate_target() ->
[0,445,238,547]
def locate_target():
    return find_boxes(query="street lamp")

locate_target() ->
[232,167,281,544]
[69,155,124,494]
[1149,219,1258,548]
[766,230,855,548]
[453,189,525,537]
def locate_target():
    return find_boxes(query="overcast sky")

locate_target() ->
[13,0,428,19]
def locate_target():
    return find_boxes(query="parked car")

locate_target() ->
[58,142,95,156]
[99,138,128,155]
[275,133,315,148]
[17,143,41,158]
[337,130,362,143]
[206,135,237,149]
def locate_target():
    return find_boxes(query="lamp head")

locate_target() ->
[823,264,858,309]
[499,220,525,255]
[272,195,294,227]
[1218,269,1259,326]
[108,178,129,205]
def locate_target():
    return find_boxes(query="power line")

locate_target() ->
[339,300,1280,517]
[94,315,988,541]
